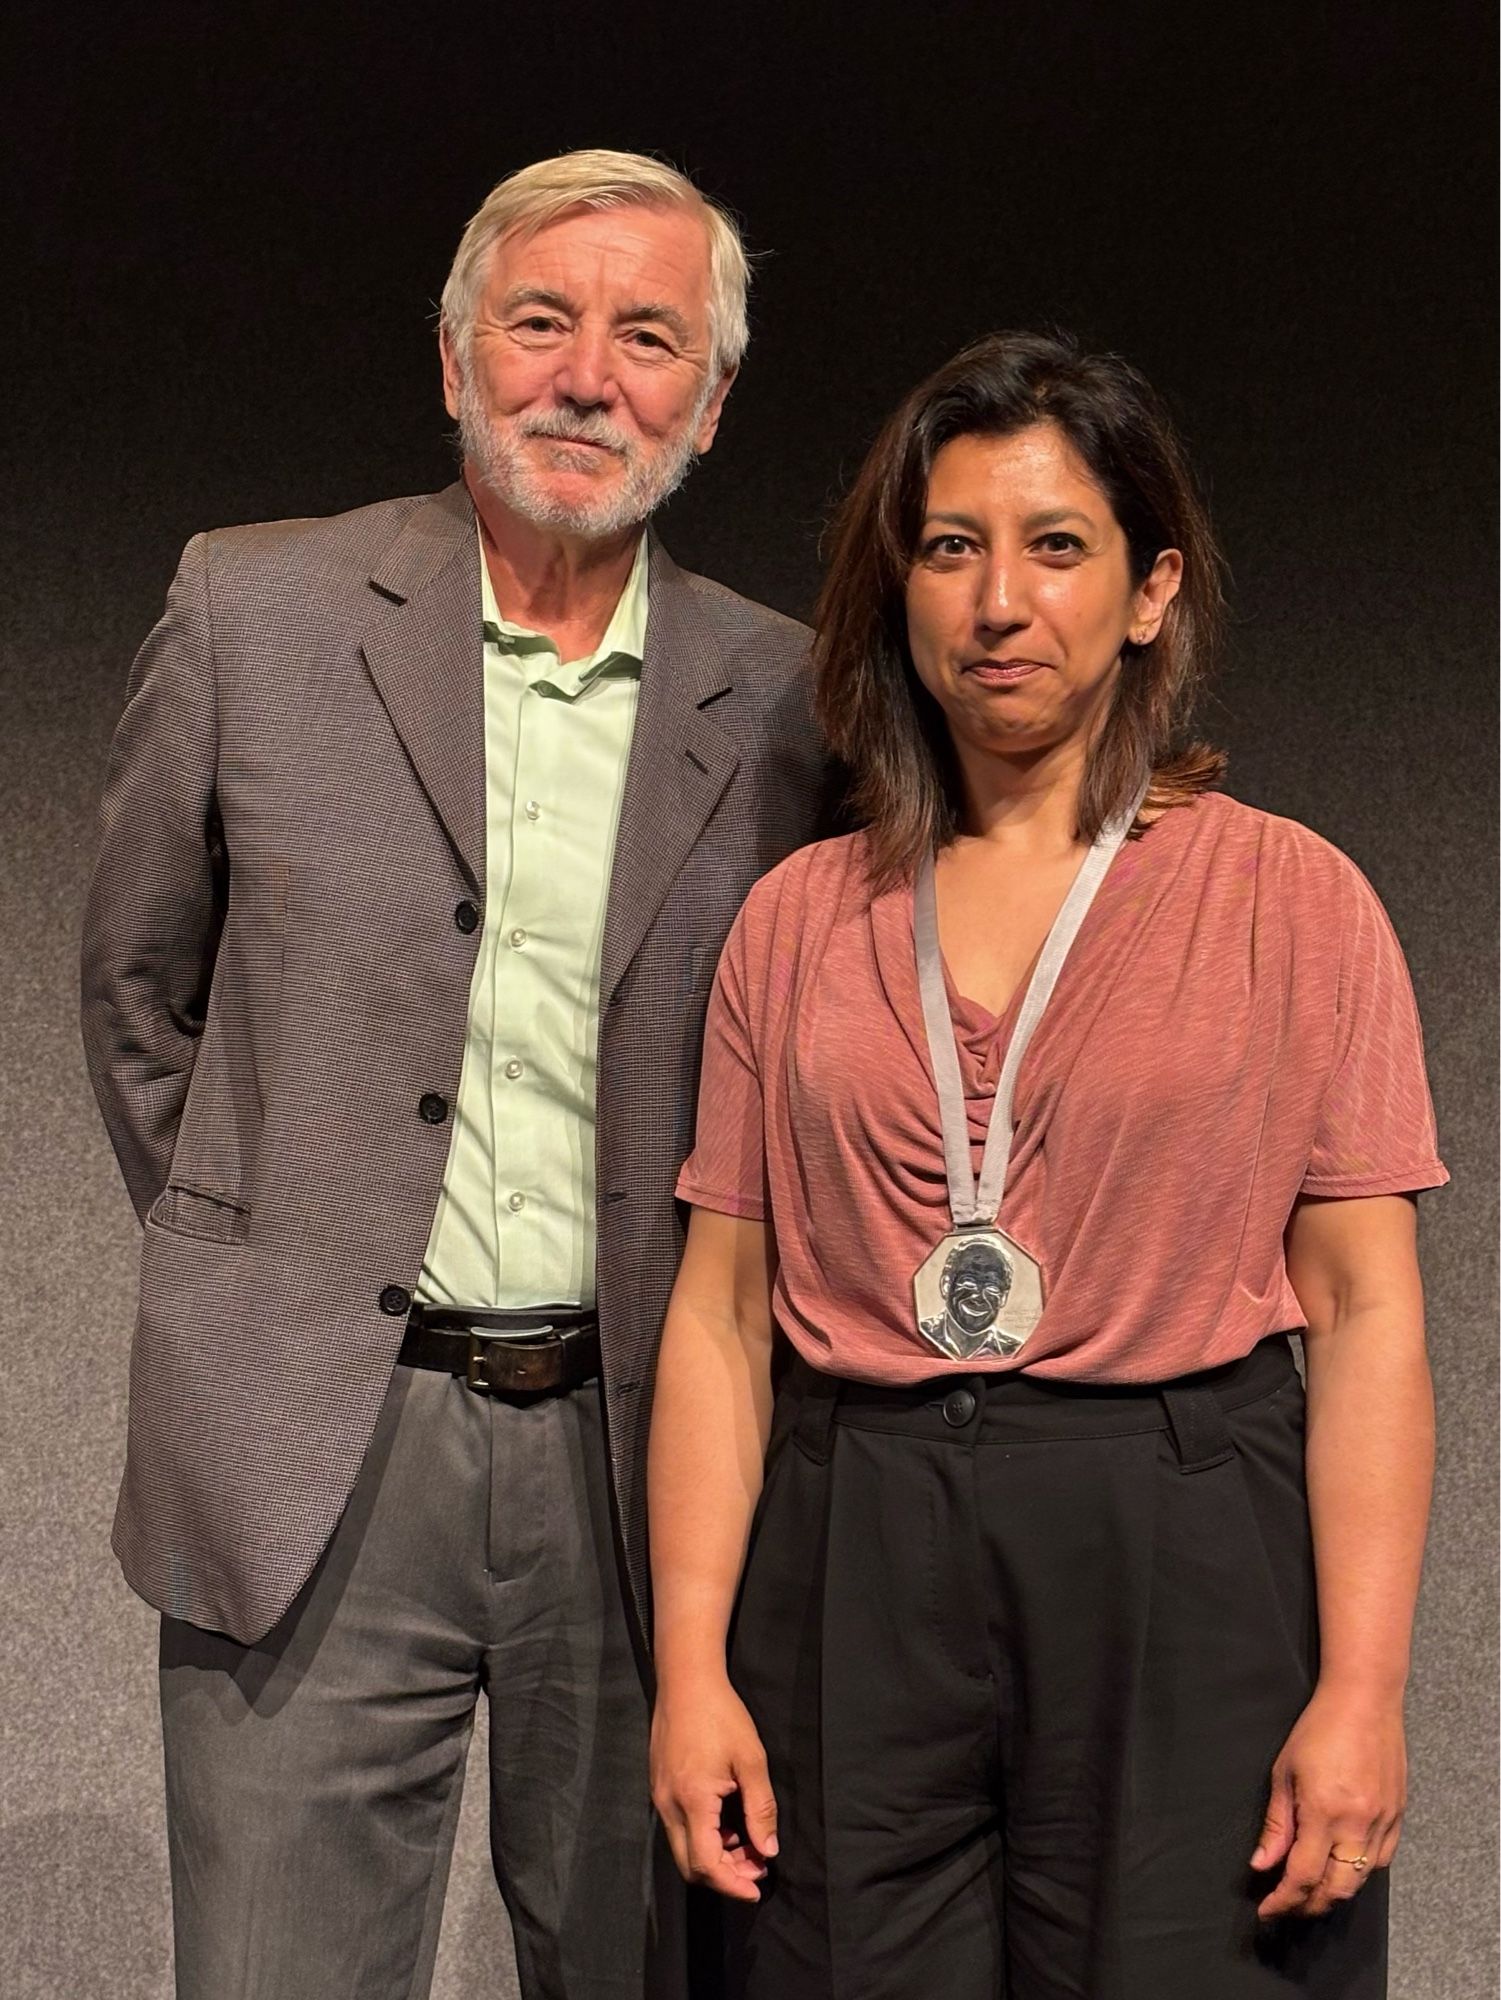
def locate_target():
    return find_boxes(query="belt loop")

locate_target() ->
[791,1364,841,1465]
[1161,1385,1235,1473]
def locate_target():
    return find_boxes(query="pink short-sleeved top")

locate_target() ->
[676,792,1447,1385]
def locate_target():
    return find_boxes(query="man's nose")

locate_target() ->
[553,325,619,412]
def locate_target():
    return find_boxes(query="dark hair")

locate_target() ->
[812,329,1227,886]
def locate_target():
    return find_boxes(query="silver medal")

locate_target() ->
[910,788,1144,1364]
[912,1225,1043,1362]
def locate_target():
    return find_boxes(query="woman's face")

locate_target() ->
[904,424,1182,771]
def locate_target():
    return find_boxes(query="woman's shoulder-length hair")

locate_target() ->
[812,329,1228,888]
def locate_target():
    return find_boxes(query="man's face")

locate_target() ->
[946,1243,1009,1336]
[441,203,734,540]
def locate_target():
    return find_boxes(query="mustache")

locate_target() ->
[517,410,632,455]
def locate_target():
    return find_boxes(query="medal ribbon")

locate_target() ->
[912,788,1146,1230]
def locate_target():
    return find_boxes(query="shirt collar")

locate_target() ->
[479,528,649,700]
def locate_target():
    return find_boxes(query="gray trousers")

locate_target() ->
[159,1364,659,2000]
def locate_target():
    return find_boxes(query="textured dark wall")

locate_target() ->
[2,3,1495,1995]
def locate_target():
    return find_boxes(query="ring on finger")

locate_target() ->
[1329,1850,1370,1873]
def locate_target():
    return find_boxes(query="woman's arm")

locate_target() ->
[1252,1191,1433,1920]
[649,1207,780,1901]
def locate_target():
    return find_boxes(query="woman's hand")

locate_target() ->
[651,1670,779,1902]
[1251,1682,1407,1920]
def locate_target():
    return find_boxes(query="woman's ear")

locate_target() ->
[1129,548,1184,646]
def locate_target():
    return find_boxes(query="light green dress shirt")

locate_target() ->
[416,530,648,1309]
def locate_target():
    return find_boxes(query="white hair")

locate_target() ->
[440,148,751,381]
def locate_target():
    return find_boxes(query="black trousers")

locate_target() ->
[727,1334,1387,2000]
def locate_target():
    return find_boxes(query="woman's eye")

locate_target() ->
[921,534,973,559]
[1037,533,1084,556]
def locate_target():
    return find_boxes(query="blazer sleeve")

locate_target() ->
[80,533,227,1222]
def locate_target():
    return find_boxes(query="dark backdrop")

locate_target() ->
[2,4,1495,1997]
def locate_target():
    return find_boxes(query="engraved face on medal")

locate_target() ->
[914,1227,1043,1362]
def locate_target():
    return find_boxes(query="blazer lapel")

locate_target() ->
[601,535,741,1004]
[360,483,486,891]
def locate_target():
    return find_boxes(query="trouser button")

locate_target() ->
[942,1387,977,1427]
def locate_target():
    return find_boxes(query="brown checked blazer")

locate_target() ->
[82,481,832,1645]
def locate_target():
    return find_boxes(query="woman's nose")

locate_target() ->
[978,559,1029,632]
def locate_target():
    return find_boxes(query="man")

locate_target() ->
[81,149,829,2000]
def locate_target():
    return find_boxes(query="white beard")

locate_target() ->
[455,369,707,540]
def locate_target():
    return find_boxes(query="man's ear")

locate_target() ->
[439,325,464,423]
[693,366,738,456]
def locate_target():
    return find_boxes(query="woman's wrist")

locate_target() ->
[653,1624,733,1696]
[1311,1662,1409,1707]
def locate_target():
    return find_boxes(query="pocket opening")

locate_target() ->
[147,1184,251,1245]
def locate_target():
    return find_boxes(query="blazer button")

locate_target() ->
[454,900,480,934]
[379,1284,411,1317]
[419,1092,449,1125]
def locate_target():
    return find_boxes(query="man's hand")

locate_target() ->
[1252,1683,1406,1921]
[651,1671,779,1902]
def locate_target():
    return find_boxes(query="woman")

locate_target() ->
[648,331,1445,1998]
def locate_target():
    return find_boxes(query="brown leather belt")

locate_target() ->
[399,1304,600,1396]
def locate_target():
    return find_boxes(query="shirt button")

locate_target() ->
[418,1092,448,1125]
[524,800,541,820]
[507,1191,526,1212]
[504,1059,524,1080]
[509,927,528,949]
[379,1284,411,1317]
[942,1387,977,1428]
[454,900,481,934]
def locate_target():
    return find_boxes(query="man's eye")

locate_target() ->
[517,316,562,334]
[626,329,670,350]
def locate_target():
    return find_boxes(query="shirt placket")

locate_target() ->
[477,640,517,1296]
[491,654,555,1300]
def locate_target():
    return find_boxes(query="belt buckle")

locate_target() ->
[465,1330,494,1393]
[464,1322,558,1393]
